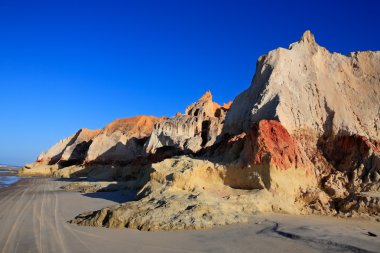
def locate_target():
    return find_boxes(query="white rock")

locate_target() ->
[224,30,380,141]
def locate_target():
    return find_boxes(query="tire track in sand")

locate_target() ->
[1,181,37,253]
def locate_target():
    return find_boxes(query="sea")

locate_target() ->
[0,165,20,189]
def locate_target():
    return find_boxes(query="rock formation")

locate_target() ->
[21,30,380,230]
[85,116,164,163]
[70,119,317,230]
[145,91,231,153]
[23,115,163,171]
[224,30,380,141]
[221,30,380,218]
[36,128,101,165]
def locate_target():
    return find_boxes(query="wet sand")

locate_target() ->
[0,168,20,189]
[0,178,379,253]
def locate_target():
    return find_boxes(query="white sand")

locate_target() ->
[0,178,379,253]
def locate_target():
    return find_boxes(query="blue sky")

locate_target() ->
[0,0,379,165]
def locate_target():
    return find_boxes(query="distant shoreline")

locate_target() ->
[0,167,21,189]
[0,164,21,168]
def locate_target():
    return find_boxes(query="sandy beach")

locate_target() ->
[0,178,378,253]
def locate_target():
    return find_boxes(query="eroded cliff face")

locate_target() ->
[21,30,380,230]
[36,128,101,165]
[24,116,164,170]
[21,91,233,178]
[224,30,380,141]
[218,30,380,219]
[85,116,165,163]
[70,119,318,230]
[317,135,380,215]
[145,91,231,154]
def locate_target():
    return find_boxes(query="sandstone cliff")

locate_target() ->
[224,31,380,141]
[146,91,231,154]
[85,116,164,163]
[220,31,380,218]
[70,119,317,230]
[22,30,380,230]
[36,128,101,165]
[23,115,163,170]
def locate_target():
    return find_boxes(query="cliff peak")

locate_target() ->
[199,90,212,101]
[224,30,380,142]
[288,30,320,51]
[299,30,316,44]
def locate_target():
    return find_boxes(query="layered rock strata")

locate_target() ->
[21,30,380,230]
[70,120,317,230]
[21,116,164,173]
[222,30,380,218]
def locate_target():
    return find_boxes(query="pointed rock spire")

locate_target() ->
[185,90,215,117]
[199,90,212,101]
[288,30,319,51]
[299,30,316,44]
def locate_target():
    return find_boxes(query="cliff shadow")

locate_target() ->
[91,137,148,165]
[58,140,93,167]
[82,187,137,203]
[49,130,83,164]
[55,177,141,203]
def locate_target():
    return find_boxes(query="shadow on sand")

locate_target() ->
[82,189,136,204]
[54,178,138,204]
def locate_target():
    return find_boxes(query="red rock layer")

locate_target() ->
[243,120,312,171]
[103,115,166,137]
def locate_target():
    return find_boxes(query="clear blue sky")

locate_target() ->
[0,0,379,165]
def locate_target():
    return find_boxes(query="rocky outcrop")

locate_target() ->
[145,91,231,153]
[221,30,380,218]
[85,116,164,163]
[21,91,232,178]
[242,120,313,171]
[23,30,380,230]
[36,128,101,165]
[31,91,231,170]
[70,119,317,230]
[220,119,316,192]
[224,30,380,141]
[70,155,313,230]
[22,116,163,174]
[316,135,380,215]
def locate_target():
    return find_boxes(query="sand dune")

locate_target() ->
[0,178,379,253]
